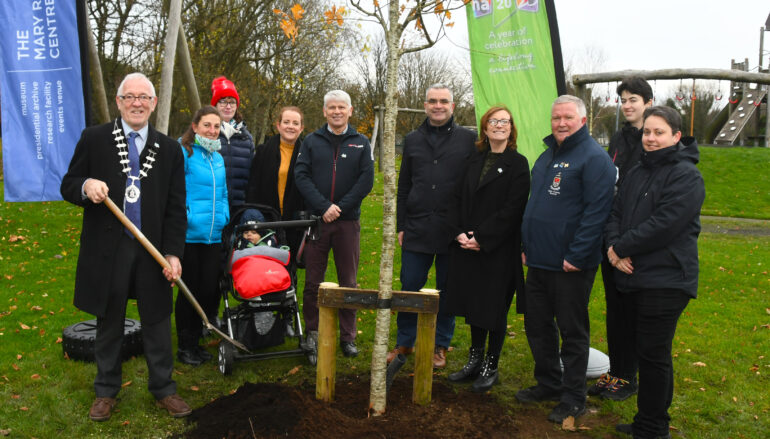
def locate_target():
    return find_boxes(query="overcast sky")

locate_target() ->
[430,0,770,98]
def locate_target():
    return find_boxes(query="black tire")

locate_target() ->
[62,319,143,362]
[218,341,234,375]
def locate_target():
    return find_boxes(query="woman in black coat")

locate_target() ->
[444,105,530,393]
[245,106,305,255]
[604,106,704,438]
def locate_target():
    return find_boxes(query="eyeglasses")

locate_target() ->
[217,99,238,107]
[425,98,451,105]
[488,119,511,126]
[118,95,154,103]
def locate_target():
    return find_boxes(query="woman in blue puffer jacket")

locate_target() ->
[175,105,229,366]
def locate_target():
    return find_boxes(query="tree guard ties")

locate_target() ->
[729,96,740,104]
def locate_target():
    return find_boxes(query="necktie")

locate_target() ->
[124,131,141,236]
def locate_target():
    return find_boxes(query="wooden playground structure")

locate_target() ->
[573,13,770,147]
[572,67,770,147]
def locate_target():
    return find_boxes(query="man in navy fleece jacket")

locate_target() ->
[516,95,616,425]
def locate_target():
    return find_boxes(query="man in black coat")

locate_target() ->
[389,84,476,369]
[60,73,191,421]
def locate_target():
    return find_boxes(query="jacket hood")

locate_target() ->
[678,136,699,164]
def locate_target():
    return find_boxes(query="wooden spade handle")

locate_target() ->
[103,197,250,352]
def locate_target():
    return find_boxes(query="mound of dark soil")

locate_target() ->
[183,375,617,438]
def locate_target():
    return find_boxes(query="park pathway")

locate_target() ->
[701,215,770,236]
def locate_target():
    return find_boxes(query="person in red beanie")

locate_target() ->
[209,76,255,329]
[211,76,255,211]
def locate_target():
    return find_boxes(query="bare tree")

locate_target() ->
[347,0,470,416]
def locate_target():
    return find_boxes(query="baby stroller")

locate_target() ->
[217,203,320,375]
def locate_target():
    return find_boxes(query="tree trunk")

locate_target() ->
[155,0,182,134]
[85,2,110,124]
[177,25,200,112]
[369,3,402,417]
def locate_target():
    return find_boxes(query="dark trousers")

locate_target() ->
[94,234,176,400]
[176,243,222,349]
[395,249,454,349]
[601,258,638,382]
[524,266,596,406]
[302,220,360,342]
[627,289,690,438]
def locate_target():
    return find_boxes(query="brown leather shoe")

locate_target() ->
[156,394,192,418]
[386,346,414,363]
[89,397,116,421]
[433,346,447,369]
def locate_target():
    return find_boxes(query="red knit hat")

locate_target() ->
[210,76,240,107]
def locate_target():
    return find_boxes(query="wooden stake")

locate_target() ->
[316,282,339,402]
[413,288,438,405]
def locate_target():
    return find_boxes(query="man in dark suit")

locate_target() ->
[61,73,191,421]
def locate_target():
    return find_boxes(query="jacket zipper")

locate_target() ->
[330,142,340,203]
[207,151,216,242]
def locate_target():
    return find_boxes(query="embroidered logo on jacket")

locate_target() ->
[548,171,562,196]
[347,143,364,148]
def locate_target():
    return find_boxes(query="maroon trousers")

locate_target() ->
[302,219,360,342]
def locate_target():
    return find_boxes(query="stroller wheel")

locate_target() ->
[218,341,235,375]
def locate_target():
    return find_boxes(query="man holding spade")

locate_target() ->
[61,73,191,421]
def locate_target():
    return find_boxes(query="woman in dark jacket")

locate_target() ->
[444,105,530,393]
[211,76,254,211]
[245,106,305,256]
[604,106,704,439]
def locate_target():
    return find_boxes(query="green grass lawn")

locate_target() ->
[1,146,769,438]
[698,146,770,219]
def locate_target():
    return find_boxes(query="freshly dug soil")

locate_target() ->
[183,375,618,438]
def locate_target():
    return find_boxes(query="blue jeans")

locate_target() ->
[395,249,454,348]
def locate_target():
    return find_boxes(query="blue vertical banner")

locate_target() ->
[0,0,87,201]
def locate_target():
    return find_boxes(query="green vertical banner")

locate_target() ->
[466,0,566,166]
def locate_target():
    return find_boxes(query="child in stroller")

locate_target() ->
[237,208,279,249]
[217,204,316,374]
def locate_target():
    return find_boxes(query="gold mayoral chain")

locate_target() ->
[113,120,159,204]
